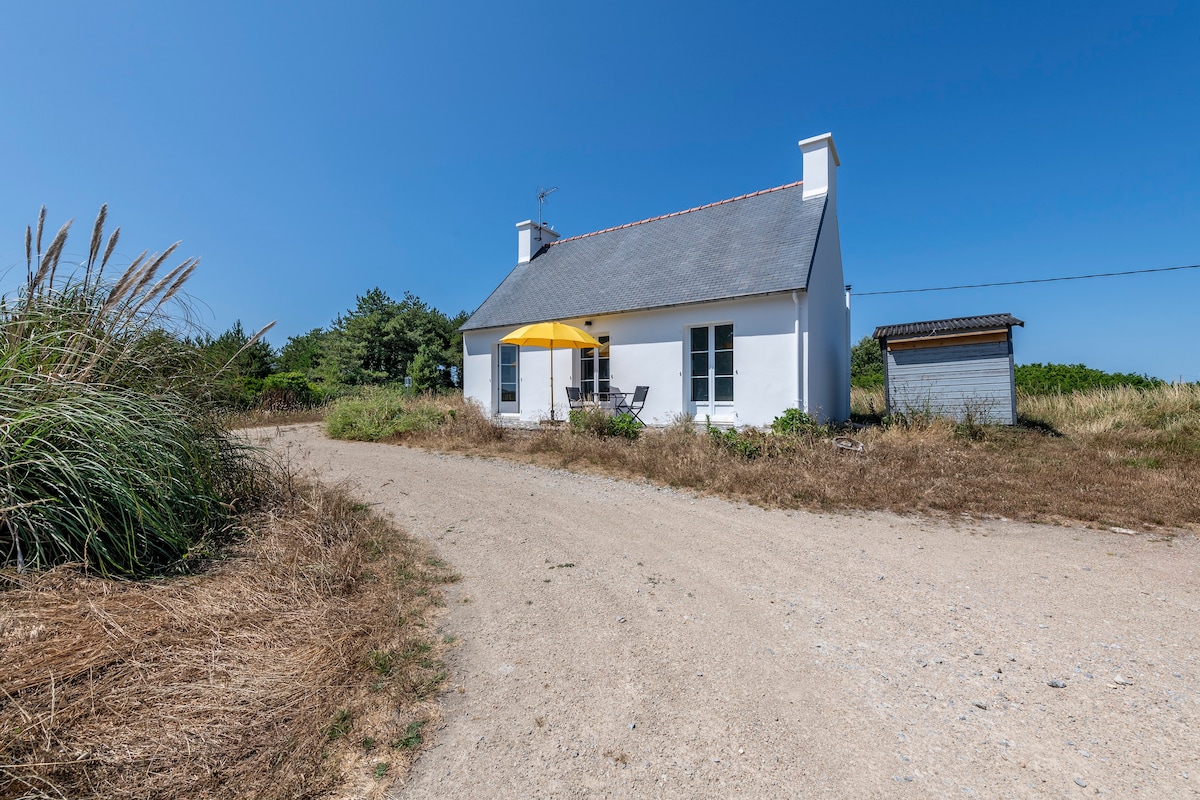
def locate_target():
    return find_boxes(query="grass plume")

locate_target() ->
[1,206,270,576]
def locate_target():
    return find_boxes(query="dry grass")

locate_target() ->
[0,477,457,800]
[1019,383,1200,440]
[371,392,1200,533]
[850,384,887,419]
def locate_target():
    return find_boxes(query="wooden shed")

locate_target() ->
[872,313,1024,424]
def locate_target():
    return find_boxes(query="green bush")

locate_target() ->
[770,408,818,436]
[852,371,885,390]
[407,344,443,393]
[569,406,605,435]
[324,387,448,441]
[258,371,330,409]
[568,407,641,440]
[608,413,642,440]
[706,421,763,459]
[0,385,259,574]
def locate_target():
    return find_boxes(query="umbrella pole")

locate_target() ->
[549,341,555,421]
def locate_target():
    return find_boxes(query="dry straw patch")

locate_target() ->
[374,391,1200,533]
[0,479,457,800]
[1019,383,1200,439]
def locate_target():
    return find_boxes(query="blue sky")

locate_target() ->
[1,1,1197,379]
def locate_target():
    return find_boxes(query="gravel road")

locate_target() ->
[257,424,1200,799]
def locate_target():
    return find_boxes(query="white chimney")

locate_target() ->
[798,132,840,200]
[515,220,560,264]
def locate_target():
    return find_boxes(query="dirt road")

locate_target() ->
[257,424,1199,798]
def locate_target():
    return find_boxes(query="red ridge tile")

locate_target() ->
[549,180,804,246]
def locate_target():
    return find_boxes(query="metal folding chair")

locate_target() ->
[566,386,585,411]
[627,386,649,425]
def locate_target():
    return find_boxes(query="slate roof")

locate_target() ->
[873,313,1024,340]
[461,182,827,331]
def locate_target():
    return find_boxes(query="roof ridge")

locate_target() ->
[549,180,804,246]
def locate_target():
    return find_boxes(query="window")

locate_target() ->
[498,344,519,412]
[690,327,710,402]
[690,324,733,407]
[714,323,734,402]
[579,335,610,398]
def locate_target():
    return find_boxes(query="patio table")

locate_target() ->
[602,391,631,413]
[582,390,630,412]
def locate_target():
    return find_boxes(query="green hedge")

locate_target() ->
[1015,363,1165,395]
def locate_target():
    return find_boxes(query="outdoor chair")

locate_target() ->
[566,386,584,411]
[627,385,649,425]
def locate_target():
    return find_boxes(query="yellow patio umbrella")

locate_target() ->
[501,321,601,421]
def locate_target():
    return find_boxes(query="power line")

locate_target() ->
[854,262,1200,297]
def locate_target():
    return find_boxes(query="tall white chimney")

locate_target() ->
[798,133,840,200]
[515,220,560,264]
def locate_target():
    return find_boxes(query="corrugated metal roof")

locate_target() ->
[873,313,1024,340]
[461,182,826,331]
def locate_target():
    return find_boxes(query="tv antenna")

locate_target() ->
[536,186,558,228]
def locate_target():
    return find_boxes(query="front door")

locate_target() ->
[688,324,734,420]
[498,344,519,414]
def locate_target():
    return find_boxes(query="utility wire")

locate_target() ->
[854,262,1200,297]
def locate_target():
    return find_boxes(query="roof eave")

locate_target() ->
[872,314,1025,340]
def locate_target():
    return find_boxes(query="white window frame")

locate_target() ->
[687,323,734,419]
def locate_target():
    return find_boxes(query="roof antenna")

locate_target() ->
[536,186,558,228]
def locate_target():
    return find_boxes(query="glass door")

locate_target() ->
[689,324,733,418]
[579,335,610,400]
[498,344,519,413]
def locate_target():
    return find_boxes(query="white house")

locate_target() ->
[461,133,850,427]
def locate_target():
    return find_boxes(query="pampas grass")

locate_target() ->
[0,206,272,576]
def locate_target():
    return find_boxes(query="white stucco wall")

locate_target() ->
[463,293,816,428]
[800,193,850,422]
[462,331,499,414]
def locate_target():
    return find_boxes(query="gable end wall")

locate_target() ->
[800,196,849,422]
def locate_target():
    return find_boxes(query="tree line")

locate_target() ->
[198,288,468,407]
[849,335,1170,393]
